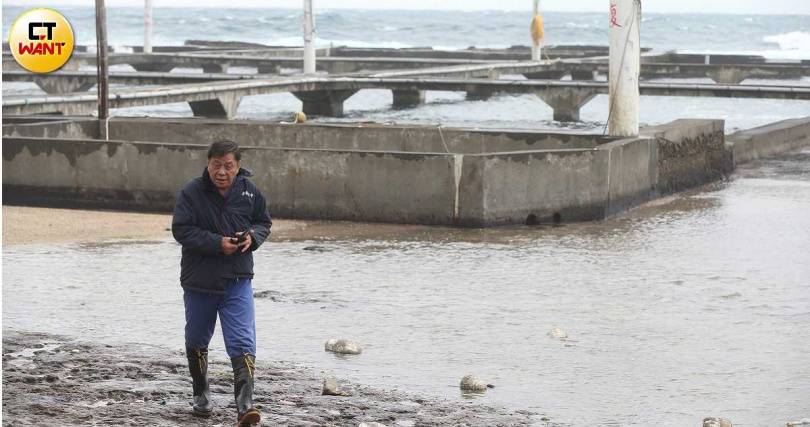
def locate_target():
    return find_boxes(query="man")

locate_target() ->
[172,140,272,426]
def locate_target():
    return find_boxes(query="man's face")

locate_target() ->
[207,153,240,192]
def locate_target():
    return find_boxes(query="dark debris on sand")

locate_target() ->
[2,331,537,426]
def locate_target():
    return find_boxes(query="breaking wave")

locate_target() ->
[763,31,810,51]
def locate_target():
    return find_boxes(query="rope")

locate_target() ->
[437,124,450,154]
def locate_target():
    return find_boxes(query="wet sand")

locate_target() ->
[2,206,437,246]
[2,331,534,426]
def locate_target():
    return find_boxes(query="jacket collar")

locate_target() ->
[201,167,252,193]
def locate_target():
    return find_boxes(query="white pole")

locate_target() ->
[303,0,316,74]
[143,0,153,54]
[531,0,541,61]
[608,0,641,136]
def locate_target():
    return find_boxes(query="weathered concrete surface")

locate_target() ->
[100,118,607,154]
[457,137,656,226]
[1,118,98,139]
[727,117,810,164]
[2,137,460,224]
[2,330,536,426]
[458,148,611,226]
[1,118,755,226]
[642,119,732,195]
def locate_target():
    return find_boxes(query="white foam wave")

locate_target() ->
[763,31,810,51]
[265,36,413,49]
[677,48,809,62]
[564,22,591,29]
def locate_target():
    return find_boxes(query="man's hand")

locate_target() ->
[236,232,252,253]
[221,236,239,255]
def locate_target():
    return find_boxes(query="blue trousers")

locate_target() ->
[184,278,256,359]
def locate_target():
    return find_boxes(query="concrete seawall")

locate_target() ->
[727,117,810,164]
[3,117,808,226]
[642,119,731,195]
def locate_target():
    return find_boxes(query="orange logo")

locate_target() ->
[8,8,75,73]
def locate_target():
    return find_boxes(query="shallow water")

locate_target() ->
[4,151,810,426]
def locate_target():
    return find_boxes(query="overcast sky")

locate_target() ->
[5,0,810,14]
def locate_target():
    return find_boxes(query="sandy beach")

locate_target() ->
[2,206,439,246]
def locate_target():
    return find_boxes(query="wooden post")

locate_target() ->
[95,0,110,139]
[144,0,153,54]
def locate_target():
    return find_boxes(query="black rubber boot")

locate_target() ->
[232,353,260,426]
[186,347,213,417]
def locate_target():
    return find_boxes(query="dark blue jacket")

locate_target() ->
[172,168,272,294]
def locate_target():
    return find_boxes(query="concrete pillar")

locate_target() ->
[523,70,566,80]
[292,90,357,117]
[143,0,153,54]
[608,0,641,137]
[34,77,96,94]
[536,88,597,122]
[202,62,229,74]
[707,67,750,85]
[530,0,542,61]
[466,88,496,101]
[188,93,242,119]
[392,90,425,109]
[303,0,316,74]
[571,69,596,81]
[257,63,281,74]
[131,62,175,72]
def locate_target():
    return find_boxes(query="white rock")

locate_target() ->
[325,338,362,355]
[787,418,810,427]
[322,377,350,396]
[703,417,733,427]
[547,327,568,340]
[459,375,491,392]
[358,423,387,427]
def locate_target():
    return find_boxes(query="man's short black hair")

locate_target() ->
[207,140,241,161]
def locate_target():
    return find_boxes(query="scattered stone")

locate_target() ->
[253,290,282,301]
[787,419,810,427]
[322,377,351,396]
[703,417,733,427]
[547,327,568,340]
[459,375,493,392]
[3,330,535,426]
[325,339,362,355]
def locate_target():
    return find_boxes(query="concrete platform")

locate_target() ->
[9,116,801,226]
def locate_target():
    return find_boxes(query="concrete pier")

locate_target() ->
[292,90,358,117]
[188,93,242,118]
[3,70,254,94]
[392,90,426,109]
[6,76,808,118]
[536,88,597,122]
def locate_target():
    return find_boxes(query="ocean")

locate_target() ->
[3,7,810,132]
